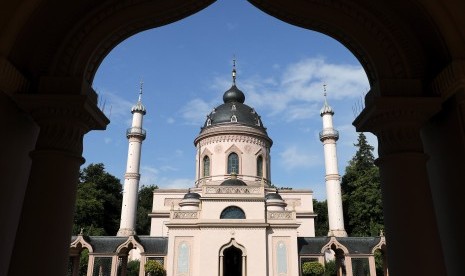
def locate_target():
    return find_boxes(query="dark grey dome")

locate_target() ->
[183,192,201,199]
[223,85,245,103]
[266,192,283,200]
[220,178,247,186]
[202,84,265,130]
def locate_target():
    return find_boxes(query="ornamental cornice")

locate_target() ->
[0,58,29,95]
[197,134,270,148]
[431,60,465,99]
[13,94,109,156]
[353,97,441,155]
[125,173,140,180]
[203,185,264,196]
[195,125,272,147]
[267,211,295,220]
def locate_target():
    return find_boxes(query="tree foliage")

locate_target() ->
[137,185,157,235]
[144,260,166,276]
[313,199,329,236]
[302,261,325,276]
[73,163,122,235]
[341,133,384,236]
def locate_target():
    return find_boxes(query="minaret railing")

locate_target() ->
[319,129,339,141]
[126,127,146,139]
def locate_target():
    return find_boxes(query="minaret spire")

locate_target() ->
[319,84,347,237]
[117,82,147,236]
[232,56,237,85]
[138,79,143,102]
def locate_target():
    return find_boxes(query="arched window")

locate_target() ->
[228,153,239,174]
[220,206,246,219]
[257,155,263,177]
[203,156,210,177]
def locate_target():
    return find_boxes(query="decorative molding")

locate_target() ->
[353,97,441,155]
[172,211,199,219]
[125,173,140,180]
[268,211,294,220]
[204,186,261,194]
[13,94,109,156]
[0,58,29,94]
[431,60,465,99]
[199,134,268,147]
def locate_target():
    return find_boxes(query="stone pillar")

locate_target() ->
[354,96,446,275]
[8,94,108,276]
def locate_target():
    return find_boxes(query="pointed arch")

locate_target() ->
[219,238,247,257]
[116,236,145,255]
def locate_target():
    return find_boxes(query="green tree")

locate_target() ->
[127,260,140,276]
[144,260,166,276]
[302,261,325,276]
[73,163,122,235]
[137,185,158,235]
[313,199,329,236]
[341,133,383,236]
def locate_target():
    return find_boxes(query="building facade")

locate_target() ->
[149,66,315,275]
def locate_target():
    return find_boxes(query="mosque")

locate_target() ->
[69,64,387,276]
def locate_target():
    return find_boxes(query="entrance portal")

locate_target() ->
[223,246,242,276]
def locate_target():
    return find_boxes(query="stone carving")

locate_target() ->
[172,211,198,219]
[205,186,261,194]
[124,173,140,180]
[268,211,293,220]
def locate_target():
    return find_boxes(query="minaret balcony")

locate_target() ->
[319,128,339,141]
[126,127,146,139]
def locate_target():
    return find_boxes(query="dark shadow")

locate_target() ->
[223,246,242,276]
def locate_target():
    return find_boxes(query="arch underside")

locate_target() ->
[2,0,456,98]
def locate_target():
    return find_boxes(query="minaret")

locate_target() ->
[319,84,347,237]
[117,81,147,236]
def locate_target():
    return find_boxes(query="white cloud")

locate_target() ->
[140,165,193,189]
[180,98,212,125]
[140,165,159,185]
[98,91,134,124]
[279,146,321,170]
[166,117,175,124]
[160,178,194,189]
[193,57,369,123]
[104,137,112,144]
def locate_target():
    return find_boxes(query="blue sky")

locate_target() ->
[84,0,376,201]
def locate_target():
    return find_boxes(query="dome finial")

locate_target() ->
[320,82,334,116]
[323,83,328,105]
[232,55,237,85]
[139,79,143,102]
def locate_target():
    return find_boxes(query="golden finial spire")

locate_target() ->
[232,55,237,85]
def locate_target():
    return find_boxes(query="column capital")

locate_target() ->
[13,94,109,156]
[353,97,441,155]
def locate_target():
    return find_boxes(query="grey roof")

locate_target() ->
[201,84,266,131]
[298,237,331,254]
[137,236,168,255]
[265,192,283,200]
[87,236,128,253]
[220,178,247,186]
[336,237,381,254]
[71,236,168,255]
[298,237,382,255]
[183,192,201,199]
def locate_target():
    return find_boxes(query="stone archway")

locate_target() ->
[1,1,464,275]
[219,239,247,276]
[223,246,243,276]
